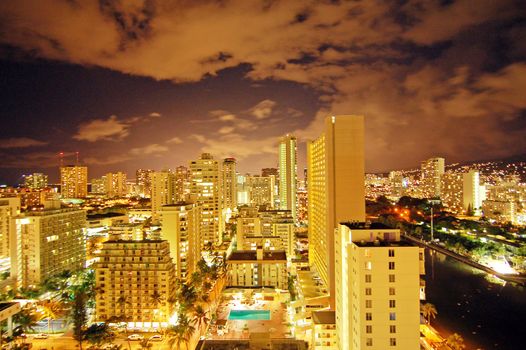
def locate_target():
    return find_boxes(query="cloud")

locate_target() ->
[249,99,276,119]
[149,112,161,118]
[194,133,277,160]
[130,143,168,156]
[84,143,169,165]
[73,115,129,142]
[166,137,183,144]
[0,137,47,148]
[218,126,235,134]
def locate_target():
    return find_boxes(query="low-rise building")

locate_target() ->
[227,247,287,289]
[312,310,337,350]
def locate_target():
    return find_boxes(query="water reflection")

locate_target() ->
[424,248,526,350]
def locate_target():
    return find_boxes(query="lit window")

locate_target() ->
[365,261,372,270]
[389,287,396,295]
[389,312,396,321]
[366,300,372,308]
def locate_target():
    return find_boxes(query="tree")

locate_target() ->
[72,290,88,350]
[38,299,65,333]
[84,323,115,348]
[192,305,209,336]
[139,339,153,349]
[446,333,466,350]
[166,314,195,350]
[13,306,41,334]
[421,303,438,325]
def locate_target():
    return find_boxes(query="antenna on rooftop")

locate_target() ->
[59,152,64,168]
[76,151,79,165]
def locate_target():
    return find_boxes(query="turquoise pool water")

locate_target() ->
[228,310,271,320]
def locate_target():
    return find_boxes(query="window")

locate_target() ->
[389,274,395,283]
[365,274,372,283]
[366,325,372,334]
[389,312,396,321]
[389,300,396,308]
[366,312,372,321]
[388,249,395,257]
[390,325,396,333]
[365,261,372,270]
[390,338,397,346]
[366,338,373,346]
[389,261,395,270]
[389,287,396,295]
[366,300,372,308]
[365,288,372,296]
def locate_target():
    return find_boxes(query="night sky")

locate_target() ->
[0,0,525,184]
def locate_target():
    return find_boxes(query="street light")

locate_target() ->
[428,199,441,242]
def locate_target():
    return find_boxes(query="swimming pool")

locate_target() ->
[228,310,271,320]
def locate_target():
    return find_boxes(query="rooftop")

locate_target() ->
[197,339,308,350]
[87,212,126,220]
[312,310,336,324]
[353,239,415,248]
[340,221,393,230]
[229,250,287,261]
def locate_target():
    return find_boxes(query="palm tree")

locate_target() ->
[166,314,196,350]
[84,323,115,348]
[13,306,41,334]
[444,333,466,350]
[107,315,132,350]
[421,303,438,325]
[72,290,88,350]
[139,339,153,349]
[192,305,210,336]
[38,299,65,333]
[151,291,163,308]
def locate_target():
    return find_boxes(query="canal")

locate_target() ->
[424,249,526,350]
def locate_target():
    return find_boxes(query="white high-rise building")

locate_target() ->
[190,153,223,246]
[279,135,297,221]
[0,197,20,259]
[150,170,176,221]
[335,223,424,350]
[222,158,237,211]
[420,158,445,198]
[105,172,128,198]
[60,165,88,198]
[463,170,486,215]
[12,204,86,288]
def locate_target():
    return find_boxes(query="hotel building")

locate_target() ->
[12,203,86,288]
[94,239,176,327]
[335,223,424,350]
[279,135,298,221]
[420,158,445,198]
[0,198,20,259]
[161,203,201,281]
[307,115,366,308]
[60,165,88,198]
[190,153,223,246]
[227,247,287,289]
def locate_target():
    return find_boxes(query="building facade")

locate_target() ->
[12,206,86,288]
[279,135,297,221]
[307,115,366,308]
[335,223,424,350]
[420,158,445,198]
[227,248,287,289]
[60,165,88,198]
[94,239,176,327]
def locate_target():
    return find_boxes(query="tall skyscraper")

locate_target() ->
[60,165,88,198]
[279,135,297,221]
[136,169,154,197]
[441,171,463,213]
[420,157,445,198]
[174,165,191,202]
[190,153,223,246]
[463,170,486,215]
[12,204,86,288]
[161,202,201,281]
[150,170,175,221]
[222,158,237,211]
[105,172,127,198]
[307,115,365,308]
[22,173,48,189]
[0,197,20,259]
[335,223,424,350]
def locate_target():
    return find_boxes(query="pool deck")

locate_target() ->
[208,289,291,340]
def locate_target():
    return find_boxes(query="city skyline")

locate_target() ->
[1,1,526,185]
